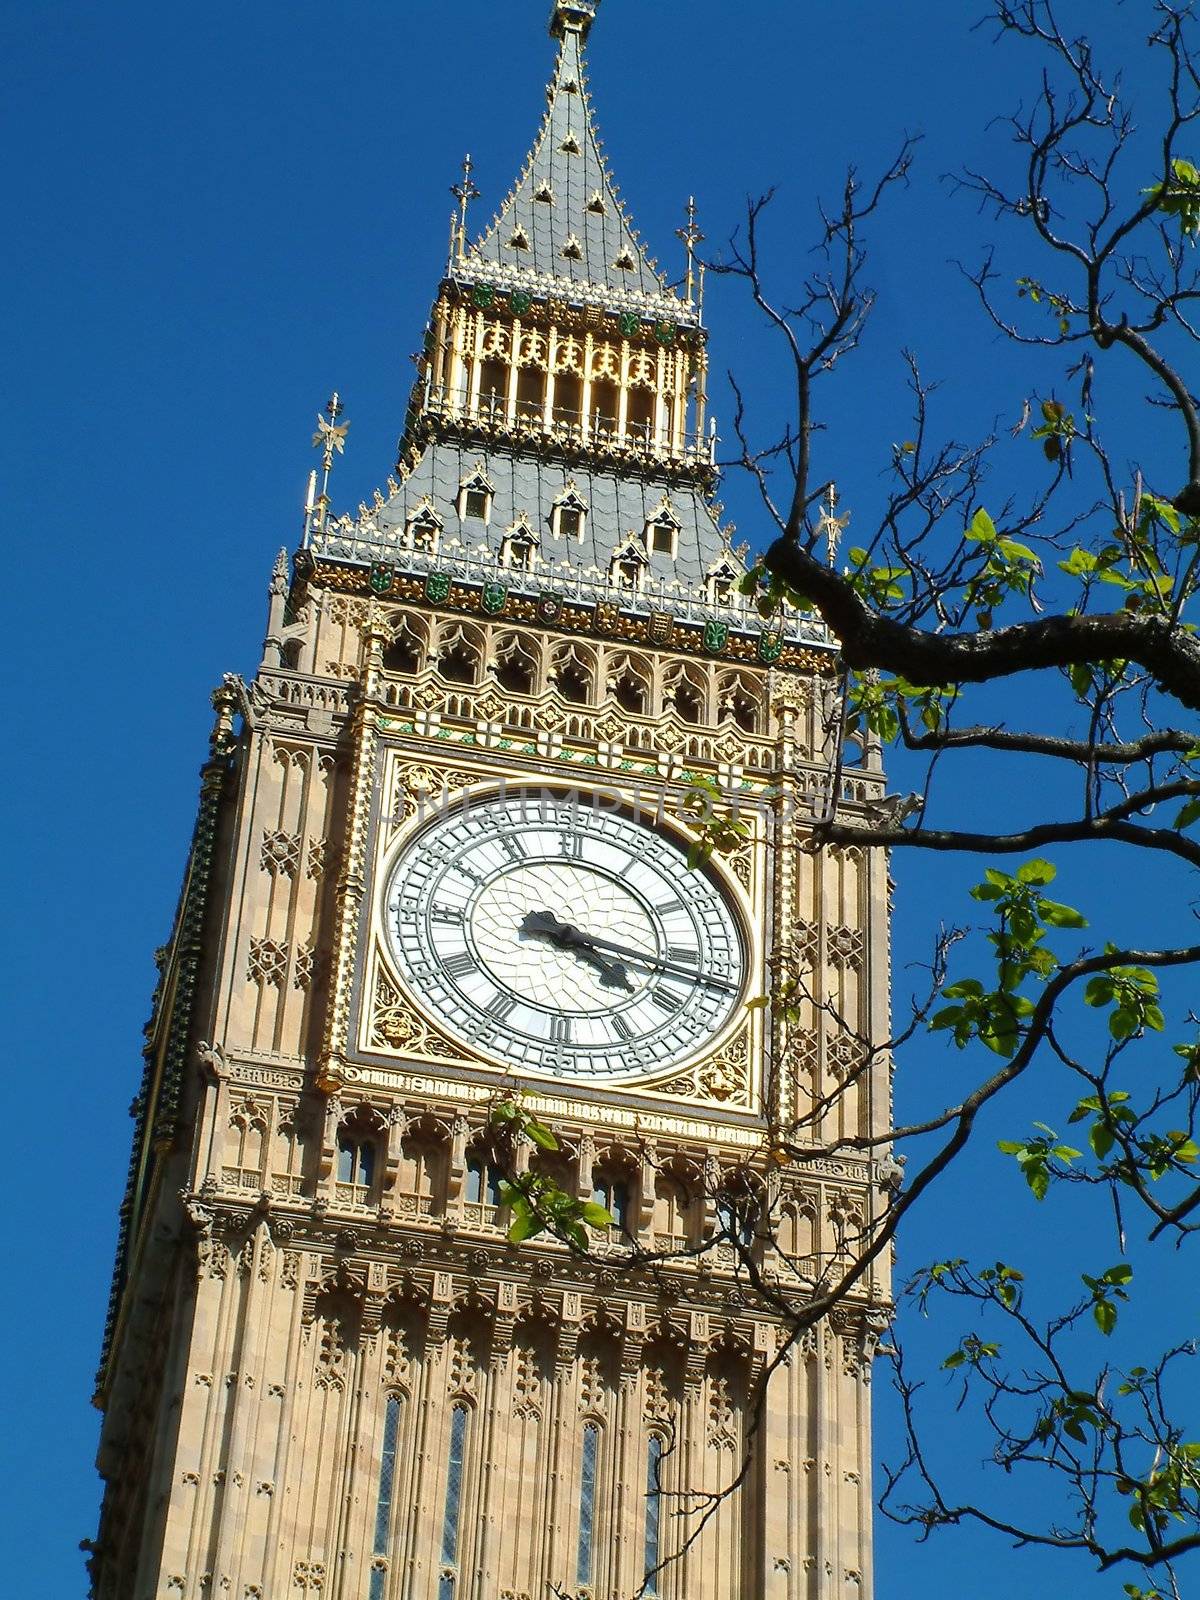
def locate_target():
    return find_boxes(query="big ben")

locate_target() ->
[92,5,892,1597]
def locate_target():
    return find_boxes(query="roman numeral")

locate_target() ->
[550,1015,573,1044]
[432,906,464,925]
[499,834,527,863]
[453,863,484,885]
[649,987,683,1013]
[560,832,584,861]
[666,942,697,961]
[610,1014,632,1040]
[444,952,475,978]
[486,992,516,1023]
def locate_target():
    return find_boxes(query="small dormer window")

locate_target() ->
[501,520,539,572]
[509,227,531,251]
[645,500,681,558]
[587,192,606,215]
[707,563,739,605]
[458,473,494,524]
[613,248,636,272]
[534,182,555,204]
[552,488,588,542]
[611,540,647,593]
[561,235,583,261]
[560,132,581,156]
[406,506,443,554]
[560,75,580,95]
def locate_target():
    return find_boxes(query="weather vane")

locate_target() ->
[308,392,349,539]
[677,195,705,307]
[817,485,850,567]
[451,153,481,261]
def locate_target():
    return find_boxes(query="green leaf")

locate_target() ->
[1016,858,1056,885]
[1173,797,1200,831]
[1094,1299,1118,1336]
[968,507,998,542]
[525,1120,559,1152]
[581,1201,615,1229]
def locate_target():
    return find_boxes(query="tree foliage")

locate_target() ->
[502,4,1200,1596]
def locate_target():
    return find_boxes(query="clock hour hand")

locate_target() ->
[519,910,635,994]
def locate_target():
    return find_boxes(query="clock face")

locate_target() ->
[382,788,746,1080]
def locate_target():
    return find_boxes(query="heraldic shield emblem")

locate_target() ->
[703,619,729,653]
[425,572,451,604]
[369,562,395,596]
[757,629,784,664]
[537,592,562,624]
[482,581,508,615]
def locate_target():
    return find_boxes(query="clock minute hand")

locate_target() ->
[525,913,738,993]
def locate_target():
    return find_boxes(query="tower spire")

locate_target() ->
[550,0,599,38]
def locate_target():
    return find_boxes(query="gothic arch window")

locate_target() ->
[464,1141,506,1215]
[272,1103,310,1198]
[590,376,620,439]
[715,1170,762,1249]
[530,1143,576,1208]
[515,363,545,423]
[383,618,425,676]
[626,384,655,444]
[551,642,595,705]
[493,631,539,695]
[576,1421,601,1592]
[652,1166,701,1249]
[369,1393,402,1600]
[554,369,583,427]
[592,1154,636,1232]
[438,1402,470,1598]
[435,625,484,686]
[499,519,540,573]
[607,653,651,714]
[644,1432,666,1596]
[551,487,588,541]
[227,1099,269,1188]
[457,470,494,524]
[399,1123,447,1219]
[718,671,763,735]
[664,664,707,725]
[336,1112,382,1205]
[478,358,508,417]
[404,503,443,555]
[645,499,681,558]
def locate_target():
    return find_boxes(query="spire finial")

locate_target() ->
[550,0,599,40]
[817,485,851,567]
[310,393,349,538]
[677,195,705,306]
[451,154,480,260]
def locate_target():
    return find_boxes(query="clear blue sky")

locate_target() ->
[4,2,1192,1595]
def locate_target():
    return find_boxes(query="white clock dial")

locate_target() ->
[382,788,746,1080]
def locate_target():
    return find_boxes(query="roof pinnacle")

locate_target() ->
[550,0,600,39]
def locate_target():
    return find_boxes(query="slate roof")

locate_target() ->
[463,9,683,314]
[316,440,733,589]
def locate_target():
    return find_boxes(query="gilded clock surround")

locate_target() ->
[91,8,893,1600]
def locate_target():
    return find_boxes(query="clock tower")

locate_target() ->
[92,5,893,1598]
